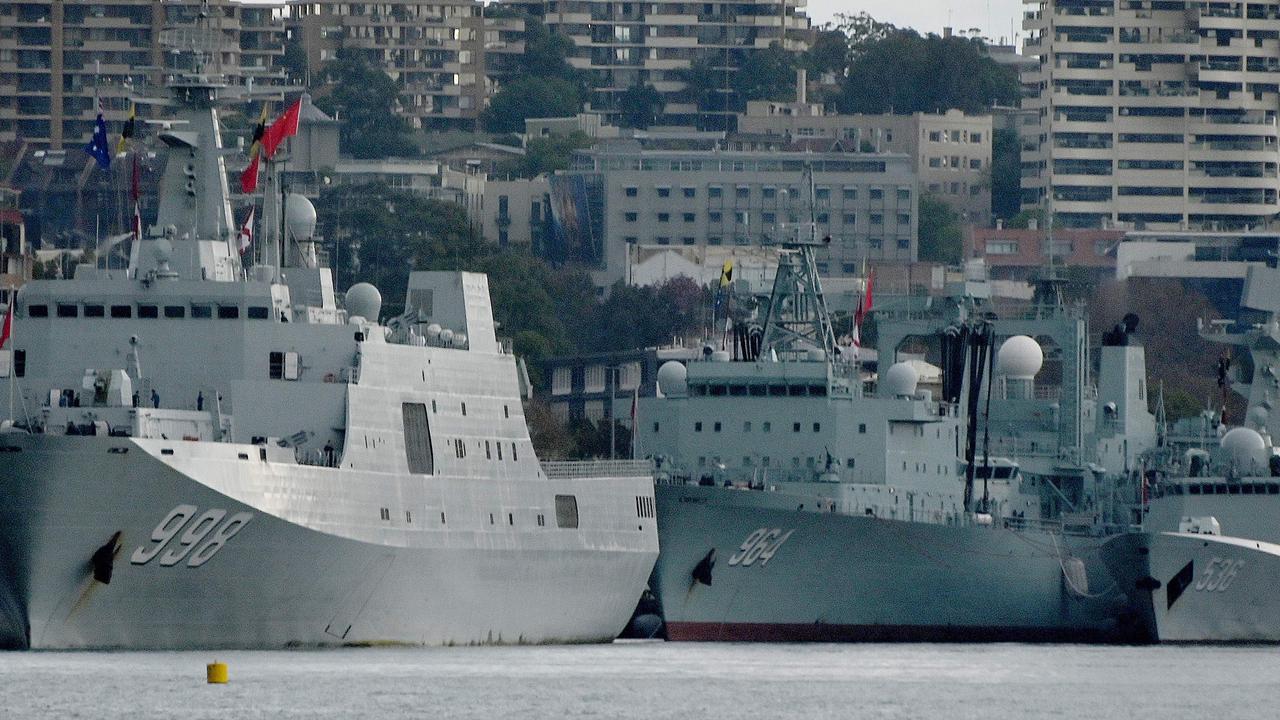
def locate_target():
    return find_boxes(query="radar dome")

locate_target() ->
[1221,426,1268,470]
[1250,406,1270,428]
[346,283,382,322]
[882,361,919,397]
[656,361,688,396]
[425,323,442,339]
[997,335,1043,379]
[285,193,317,240]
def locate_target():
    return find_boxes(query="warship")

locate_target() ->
[635,233,1159,642]
[0,17,656,650]
[1112,262,1280,642]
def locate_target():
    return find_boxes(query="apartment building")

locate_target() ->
[563,140,918,285]
[0,0,286,149]
[739,100,993,225]
[516,0,810,128]
[1022,0,1280,230]
[286,0,525,128]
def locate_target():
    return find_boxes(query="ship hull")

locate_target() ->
[0,434,656,649]
[1106,531,1280,643]
[653,484,1151,643]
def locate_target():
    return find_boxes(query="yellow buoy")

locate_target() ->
[207,661,228,684]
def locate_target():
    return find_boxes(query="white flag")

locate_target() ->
[237,207,254,255]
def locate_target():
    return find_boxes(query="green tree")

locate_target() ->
[802,28,850,77]
[313,48,418,159]
[522,19,582,82]
[481,76,584,134]
[835,11,899,47]
[675,58,726,115]
[498,132,593,179]
[917,194,963,264]
[732,42,797,105]
[617,84,665,129]
[991,127,1022,221]
[282,37,308,85]
[836,31,1019,115]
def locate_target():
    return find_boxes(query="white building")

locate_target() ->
[1021,0,1280,230]
[562,140,919,286]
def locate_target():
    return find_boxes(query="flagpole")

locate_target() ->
[6,287,14,425]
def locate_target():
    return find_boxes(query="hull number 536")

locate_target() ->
[130,504,254,568]
[728,528,795,567]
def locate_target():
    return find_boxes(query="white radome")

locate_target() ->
[882,361,919,397]
[1221,426,1268,469]
[997,335,1044,379]
[656,361,688,396]
[345,283,382,323]
[285,193,318,240]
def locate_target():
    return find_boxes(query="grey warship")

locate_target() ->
[636,236,1157,642]
[0,22,656,650]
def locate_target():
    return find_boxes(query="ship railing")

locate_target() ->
[1000,514,1102,537]
[540,459,654,479]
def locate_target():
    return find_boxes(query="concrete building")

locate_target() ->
[539,345,699,426]
[0,0,286,149]
[518,0,810,129]
[738,101,993,225]
[482,177,551,248]
[286,0,525,128]
[1021,0,1280,231]
[1,188,31,310]
[562,139,918,286]
[525,113,621,140]
[965,225,1121,282]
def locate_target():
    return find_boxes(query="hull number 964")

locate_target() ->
[728,528,795,567]
[130,504,254,568]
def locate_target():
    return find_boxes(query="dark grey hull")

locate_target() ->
[653,484,1153,643]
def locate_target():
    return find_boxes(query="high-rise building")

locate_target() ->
[1022,0,1280,230]
[286,0,525,128]
[0,0,286,149]
[521,0,810,128]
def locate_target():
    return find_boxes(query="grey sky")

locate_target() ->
[805,0,1024,45]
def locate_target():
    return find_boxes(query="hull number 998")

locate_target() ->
[130,504,254,568]
[728,528,794,567]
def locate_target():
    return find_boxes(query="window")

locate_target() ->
[813,422,821,432]
[763,212,776,224]
[897,188,910,201]
[551,367,571,395]
[624,212,638,222]
[709,211,722,223]
[816,212,829,224]
[858,423,867,433]
[657,213,669,222]
[584,365,606,392]
[763,187,777,199]
[713,421,721,432]
[695,421,703,432]
[843,212,857,224]
[969,158,981,169]
[192,305,212,318]
[625,186,638,197]
[84,305,105,318]
[898,213,911,225]
[735,186,749,199]
[970,132,982,143]
[554,494,579,528]
[793,422,801,432]
[986,241,1018,255]
[402,402,434,474]
[164,305,185,318]
[138,305,159,319]
[683,187,696,198]
[708,186,722,198]
[110,305,131,318]
[247,306,270,320]
[657,187,670,198]
[682,213,695,223]
[13,350,24,378]
[217,305,239,319]
[26,305,47,318]
[56,303,78,318]
[871,213,883,225]
[269,352,284,379]
[842,187,856,200]
[870,188,883,200]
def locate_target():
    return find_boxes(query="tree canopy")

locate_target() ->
[498,132,594,179]
[836,30,1020,115]
[617,84,665,129]
[917,194,963,264]
[732,43,797,105]
[313,48,418,159]
[481,76,585,133]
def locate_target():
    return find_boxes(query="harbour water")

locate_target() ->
[2,642,1276,719]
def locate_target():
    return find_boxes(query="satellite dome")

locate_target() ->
[425,323,442,339]
[1222,426,1268,470]
[882,361,919,397]
[440,328,455,346]
[997,335,1043,379]
[1250,406,1269,428]
[656,361,688,396]
[285,193,317,240]
[346,282,382,322]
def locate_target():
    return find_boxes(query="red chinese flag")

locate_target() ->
[262,99,302,159]
[240,151,260,194]
[0,303,12,351]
